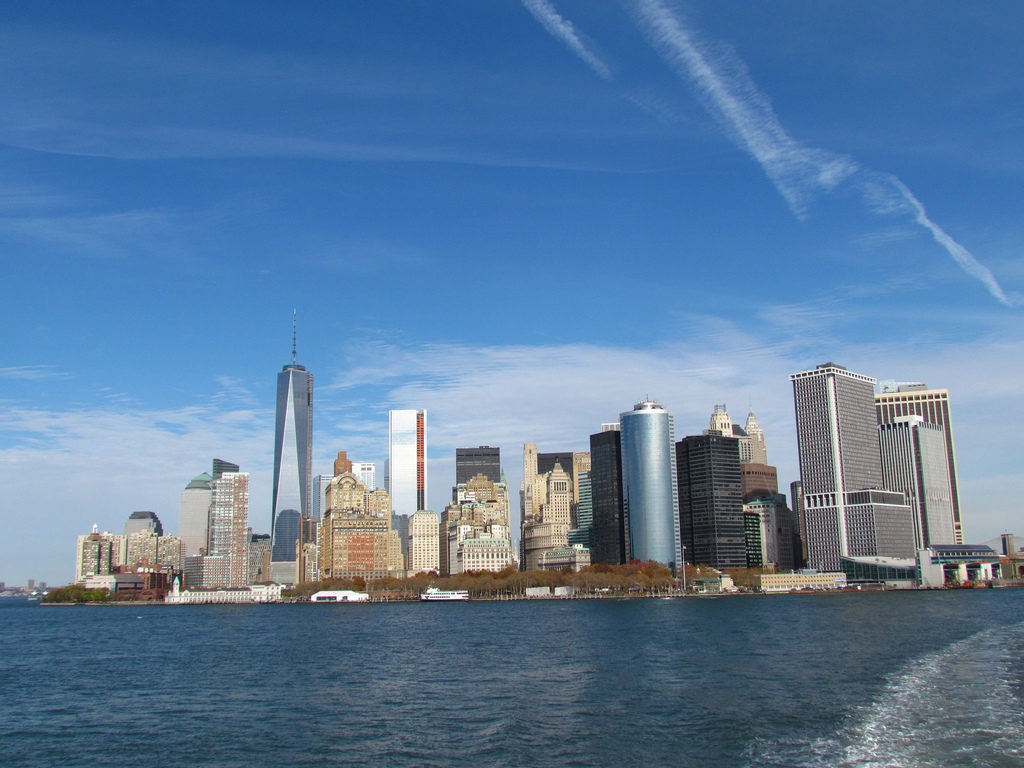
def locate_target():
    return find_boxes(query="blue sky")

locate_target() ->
[2,1,1022,585]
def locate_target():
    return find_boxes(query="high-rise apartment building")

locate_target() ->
[271,327,313,585]
[878,415,956,548]
[209,472,249,588]
[620,401,682,571]
[389,409,427,516]
[676,434,745,570]
[179,472,213,558]
[791,363,915,570]
[455,446,501,485]
[75,528,126,582]
[589,427,627,565]
[875,384,964,544]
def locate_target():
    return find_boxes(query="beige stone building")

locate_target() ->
[459,530,515,573]
[326,472,367,515]
[366,488,392,517]
[522,462,573,570]
[408,510,440,574]
[538,543,591,571]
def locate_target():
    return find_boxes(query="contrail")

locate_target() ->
[522,0,613,81]
[629,0,1010,305]
[522,0,1011,305]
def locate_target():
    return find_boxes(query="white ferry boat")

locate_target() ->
[420,586,469,601]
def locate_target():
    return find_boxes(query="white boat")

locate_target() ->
[420,586,469,601]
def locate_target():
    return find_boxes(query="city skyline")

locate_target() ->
[2,2,1023,584]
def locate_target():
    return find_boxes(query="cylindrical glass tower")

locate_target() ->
[619,401,681,571]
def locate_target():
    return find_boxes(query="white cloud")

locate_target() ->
[0,365,69,381]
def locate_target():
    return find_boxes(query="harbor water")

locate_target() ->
[1,590,1021,767]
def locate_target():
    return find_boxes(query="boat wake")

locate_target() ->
[748,620,1024,767]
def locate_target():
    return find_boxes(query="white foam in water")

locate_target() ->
[841,621,1024,768]
[748,621,1024,768]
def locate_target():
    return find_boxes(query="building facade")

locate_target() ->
[676,434,746,570]
[352,462,376,491]
[389,409,427,516]
[791,363,915,571]
[589,427,627,565]
[209,472,249,588]
[179,472,213,558]
[878,415,956,549]
[620,401,682,571]
[875,384,964,543]
[455,446,501,485]
[408,510,440,574]
[271,356,313,585]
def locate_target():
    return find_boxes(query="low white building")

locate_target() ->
[165,578,281,604]
[310,590,370,602]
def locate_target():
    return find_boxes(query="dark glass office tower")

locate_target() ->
[455,446,501,484]
[676,434,745,569]
[212,458,239,481]
[589,429,628,565]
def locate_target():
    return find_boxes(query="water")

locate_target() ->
[1,590,1021,767]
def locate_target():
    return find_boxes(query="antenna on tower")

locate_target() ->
[292,309,297,365]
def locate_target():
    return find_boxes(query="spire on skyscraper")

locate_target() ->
[292,308,297,365]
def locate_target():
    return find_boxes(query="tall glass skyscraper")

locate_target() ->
[619,401,682,572]
[270,350,313,584]
[388,409,426,516]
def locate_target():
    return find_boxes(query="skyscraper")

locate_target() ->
[388,409,426,516]
[744,410,768,465]
[878,415,956,548]
[312,474,332,522]
[123,510,163,537]
[271,316,313,585]
[619,401,682,571]
[352,461,376,490]
[455,446,501,485]
[210,472,249,588]
[212,458,239,480]
[179,472,213,558]
[791,363,915,571]
[589,427,626,565]
[875,384,964,543]
[676,434,745,570]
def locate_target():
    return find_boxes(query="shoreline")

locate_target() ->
[36,582,1023,606]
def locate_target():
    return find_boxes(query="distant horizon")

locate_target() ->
[3,1,1023,585]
